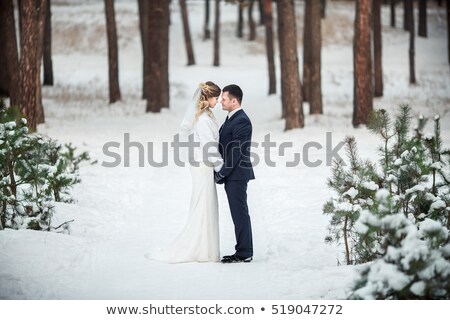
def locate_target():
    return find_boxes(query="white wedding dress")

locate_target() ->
[149,112,223,263]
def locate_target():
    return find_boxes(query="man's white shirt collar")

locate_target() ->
[227,107,242,120]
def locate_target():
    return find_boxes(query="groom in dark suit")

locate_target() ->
[214,84,255,263]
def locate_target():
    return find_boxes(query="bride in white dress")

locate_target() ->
[148,81,223,263]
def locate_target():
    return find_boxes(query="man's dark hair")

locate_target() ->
[222,84,243,104]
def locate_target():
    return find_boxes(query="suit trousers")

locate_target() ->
[224,180,253,258]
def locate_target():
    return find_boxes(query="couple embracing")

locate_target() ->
[150,81,254,264]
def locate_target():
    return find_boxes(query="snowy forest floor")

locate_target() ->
[1,0,449,299]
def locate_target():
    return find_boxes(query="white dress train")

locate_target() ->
[148,112,222,263]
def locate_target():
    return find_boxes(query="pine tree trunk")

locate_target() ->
[213,0,220,66]
[138,0,148,99]
[418,0,427,37]
[248,0,256,41]
[160,0,170,109]
[277,0,285,120]
[390,0,396,27]
[35,0,48,125]
[204,0,211,40]
[310,0,323,114]
[373,0,384,97]
[43,0,53,86]
[404,0,411,31]
[321,0,326,19]
[303,0,312,103]
[0,19,9,97]
[277,0,304,130]
[258,0,265,25]
[105,0,121,104]
[237,0,244,38]
[35,69,45,125]
[353,0,373,127]
[263,0,276,95]
[0,0,20,108]
[54,188,60,202]
[344,216,351,265]
[1,192,6,229]
[17,0,23,46]
[7,159,17,226]
[146,0,163,112]
[407,0,416,83]
[19,0,39,131]
[180,0,196,65]
[5,0,20,108]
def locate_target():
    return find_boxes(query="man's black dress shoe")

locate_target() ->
[221,254,252,263]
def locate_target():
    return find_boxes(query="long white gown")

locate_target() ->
[149,112,222,263]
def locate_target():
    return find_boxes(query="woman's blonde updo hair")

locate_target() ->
[195,81,221,122]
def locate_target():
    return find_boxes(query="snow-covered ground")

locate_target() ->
[1,0,449,299]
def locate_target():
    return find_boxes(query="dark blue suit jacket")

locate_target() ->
[218,109,255,181]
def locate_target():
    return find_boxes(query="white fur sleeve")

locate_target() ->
[196,117,224,172]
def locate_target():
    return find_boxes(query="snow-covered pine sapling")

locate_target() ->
[423,115,450,228]
[62,142,91,174]
[325,105,450,269]
[323,136,380,265]
[1,104,91,231]
[368,105,435,223]
[349,190,450,299]
[367,108,395,184]
[0,107,33,229]
[347,106,450,299]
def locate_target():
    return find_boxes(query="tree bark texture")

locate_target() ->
[19,0,39,130]
[263,0,276,95]
[237,0,244,38]
[0,0,20,108]
[303,0,312,103]
[105,0,121,103]
[43,0,53,86]
[248,0,256,41]
[213,0,220,66]
[373,0,384,97]
[418,0,427,37]
[353,0,373,127]
[204,0,211,40]
[310,0,323,114]
[160,0,170,109]
[277,0,304,130]
[146,0,165,112]
[258,0,265,25]
[406,0,416,83]
[180,0,196,65]
[321,0,326,19]
[404,0,411,31]
[0,17,9,97]
[35,0,48,125]
[138,0,148,99]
